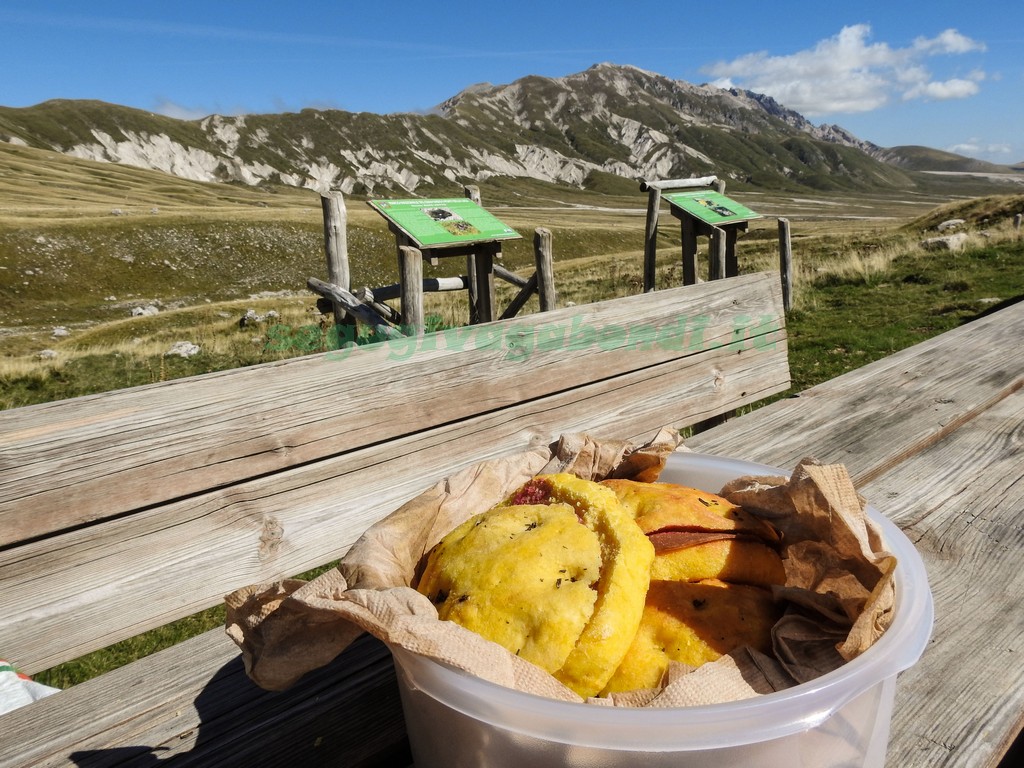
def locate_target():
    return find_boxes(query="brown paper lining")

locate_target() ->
[225,427,896,706]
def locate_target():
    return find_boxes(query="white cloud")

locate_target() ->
[903,77,981,101]
[946,139,1011,157]
[702,24,987,116]
[912,29,986,55]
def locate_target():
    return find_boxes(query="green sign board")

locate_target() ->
[368,197,521,248]
[663,190,761,226]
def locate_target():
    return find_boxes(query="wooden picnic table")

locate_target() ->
[687,296,1024,767]
[1,276,1020,767]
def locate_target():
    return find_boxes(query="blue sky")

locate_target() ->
[2,1,1021,164]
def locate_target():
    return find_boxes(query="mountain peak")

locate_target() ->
[1,64,1003,195]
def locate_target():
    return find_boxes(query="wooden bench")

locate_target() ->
[0,271,789,767]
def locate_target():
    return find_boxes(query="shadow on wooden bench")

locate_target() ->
[0,272,789,767]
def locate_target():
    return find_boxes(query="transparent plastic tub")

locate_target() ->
[393,452,933,767]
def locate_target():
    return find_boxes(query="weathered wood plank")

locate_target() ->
[1,327,788,673]
[0,273,786,546]
[687,300,1024,481]
[0,270,789,767]
[686,301,1024,768]
[306,277,404,339]
[0,631,408,768]
[862,389,1024,768]
[4,283,1019,768]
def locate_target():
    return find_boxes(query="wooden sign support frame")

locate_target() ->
[312,187,556,341]
[640,176,754,291]
[384,184,504,326]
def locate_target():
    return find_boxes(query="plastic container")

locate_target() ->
[392,452,933,767]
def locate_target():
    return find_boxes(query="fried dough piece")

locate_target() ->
[505,473,655,698]
[601,479,779,542]
[602,579,781,694]
[648,533,787,587]
[602,479,785,587]
[417,503,602,674]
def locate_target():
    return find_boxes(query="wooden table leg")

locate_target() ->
[682,222,698,285]
[398,245,425,334]
[472,245,496,323]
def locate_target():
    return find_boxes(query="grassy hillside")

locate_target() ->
[0,138,309,216]
[3,140,1024,413]
[7,68,1022,200]
[4,142,1024,687]
[878,145,1017,174]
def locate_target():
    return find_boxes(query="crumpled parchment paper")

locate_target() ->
[225,427,896,706]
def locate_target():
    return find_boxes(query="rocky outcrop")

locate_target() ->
[921,232,970,252]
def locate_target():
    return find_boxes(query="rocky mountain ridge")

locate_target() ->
[0,63,1015,196]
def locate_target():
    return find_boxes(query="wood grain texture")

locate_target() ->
[0,272,786,546]
[1,273,788,672]
[687,300,1024,481]
[688,300,1024,768]
[2,286,1021,767]
[0,631,408,768]
[861,391,1024,768]
[1,330,789,673]
[0,272,788,767]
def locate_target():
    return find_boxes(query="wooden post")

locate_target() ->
[1015,213,1022,237]
[398,245,425,335]
[709,226,727,280]
[724,227,740,277]
[306,278,403,340]
[778,217,793,312]
[533,227,556,311]
[464,185,482,323]
[472,244,497,323]
[320,191,351,331]
[681,219,698,285]
[642,187,662,292]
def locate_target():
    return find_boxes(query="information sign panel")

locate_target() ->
[663,190,761,226]
[368,197,521,248]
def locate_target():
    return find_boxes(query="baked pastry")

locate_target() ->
[601,578,781,694]
[601,479,785,587]
[599,479,785,694]
[417,473,654,698]
[416,501,602,674]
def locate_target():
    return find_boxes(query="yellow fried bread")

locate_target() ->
[508,474,654,698]
[596,479,784,694]
[602,479,785,588]
[417,502,603,674]
[418,473,654,699]
[601,479,779,541]
[418,473,783,698]
[602,579,781,695]
[647,532,786,586]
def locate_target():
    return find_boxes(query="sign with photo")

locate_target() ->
[368,197,521,248]
[663,190,761,226]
